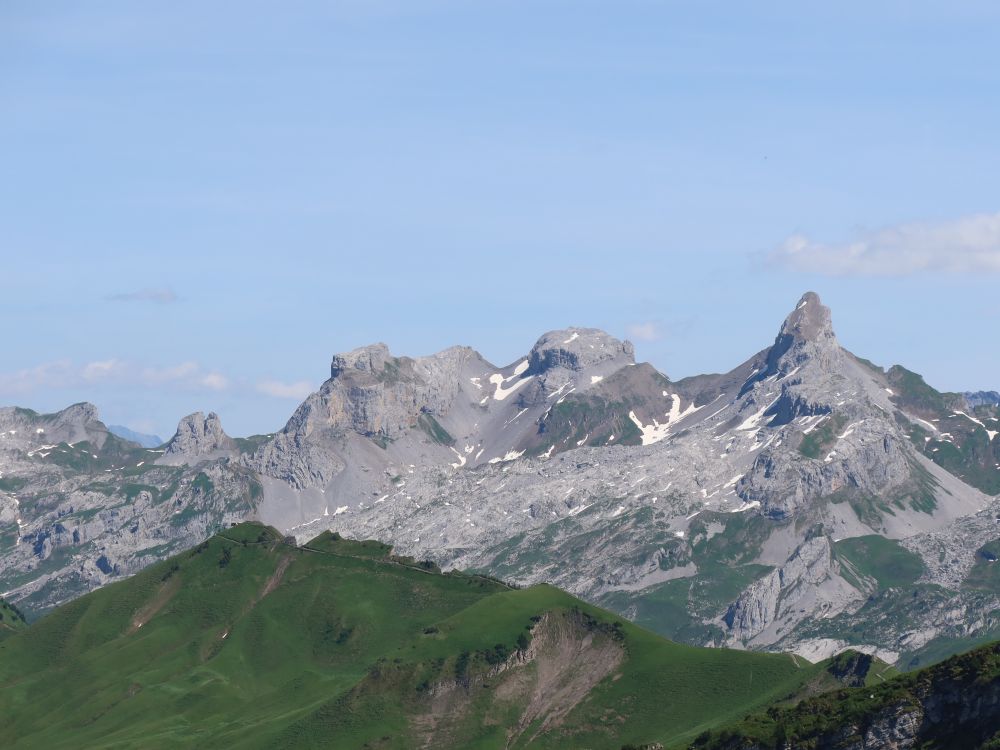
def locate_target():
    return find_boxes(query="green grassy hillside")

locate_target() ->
[0,523,825,749]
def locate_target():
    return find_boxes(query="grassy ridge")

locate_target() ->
[0,523,823,749]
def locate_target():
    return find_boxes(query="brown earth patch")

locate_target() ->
[411,610,625,749]
[127,574,181,635]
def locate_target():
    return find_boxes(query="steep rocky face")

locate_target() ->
[161,412,236,463]
[526,327,635,375]
[966,391,1000,409]
[723,535,856,643]
[245,344,478,490]
[731,295,934,523]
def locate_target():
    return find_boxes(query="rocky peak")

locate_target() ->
[330,343,394,379]
[163,411,235,459]
[779,291,836,344]
[55,402,101,426]
[747,292,840,388]
[0,401,107,449]
[526,328,635,375]
[49,402,106,444]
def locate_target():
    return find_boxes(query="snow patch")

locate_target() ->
[736,396,780,432]
[837,421,862,440]
[488,449,525,464]
[801,415,828,435]
[489,372,533,401]
[729,500,761,513]
[627,395,703,446]
[953,411,998,441]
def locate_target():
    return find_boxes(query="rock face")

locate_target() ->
[725,536,839,641]
[965,390,1000,408]
[526,328,635,375]
[161,412,236,463]
[0,402,107,450]
[3,292,1000,668]
[245,344,478,491]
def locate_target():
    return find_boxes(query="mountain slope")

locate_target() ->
[0,597,26,640]
[688,641,1000,749]
[0,404,259,614]
[0,523,823,749]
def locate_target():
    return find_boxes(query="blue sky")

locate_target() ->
[2,1,999,438]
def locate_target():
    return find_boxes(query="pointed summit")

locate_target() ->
[742,293,839,393]
[779,292,835,344]
[162,411,236,462]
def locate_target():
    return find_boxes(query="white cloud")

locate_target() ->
[256,379,315,399]
[200,373,230,391]
[769,211,1000,277]
[0,361,75,395]
[81,359,125,381]
[140,362,200,384]
[106,287,178,303]
[626,322,661,342]
[0,359,231,397]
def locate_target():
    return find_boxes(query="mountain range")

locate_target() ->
[2,292,998,669]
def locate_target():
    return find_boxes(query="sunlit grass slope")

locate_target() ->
[0,523,822,749]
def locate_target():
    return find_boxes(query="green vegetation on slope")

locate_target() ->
[967,539,1000,591]
[0,598,27,640]
[798,413,848,459]
[833,535,925,591]
[0,523,824,749]
[599,511,778,646]
[887,365,1000,495]
[417,411,455,446]
[686,641,1000,750]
